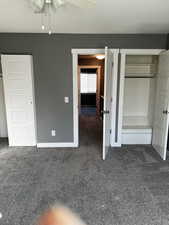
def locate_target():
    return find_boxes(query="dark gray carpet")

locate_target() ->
[0,116,169,225]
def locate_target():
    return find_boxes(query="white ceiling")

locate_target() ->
[0,0,169,33]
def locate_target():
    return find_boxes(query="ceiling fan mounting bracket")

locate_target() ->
[45,0,52,4]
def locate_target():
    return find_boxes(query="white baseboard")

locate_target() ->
[122,133,152,145]
[37,142,78,148]
[111,143,122,147]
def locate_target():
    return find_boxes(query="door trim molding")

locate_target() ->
[120,49,165,55]
[72,49,105,147]
[72,49,105,54]
[72,48,119,148]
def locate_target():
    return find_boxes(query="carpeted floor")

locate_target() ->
[0,116,169,225]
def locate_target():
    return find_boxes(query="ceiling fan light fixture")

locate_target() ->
[45,0,52,3]
[96,54,105,60]
[30,0,96,34]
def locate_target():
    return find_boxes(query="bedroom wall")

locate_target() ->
[0,33,167,143]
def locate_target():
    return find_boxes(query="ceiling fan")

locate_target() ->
[30,0,96,12]
[29,0,96,34]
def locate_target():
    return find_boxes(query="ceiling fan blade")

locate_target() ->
[65,0,96,8]
[29,0,45,12]
[53,0,66,9]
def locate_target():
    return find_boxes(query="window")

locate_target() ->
[80,73,97,93]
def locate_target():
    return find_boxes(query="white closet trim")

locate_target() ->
[120,49,164,55]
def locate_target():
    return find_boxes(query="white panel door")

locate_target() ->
[152,51,169,160]
[1,55,36,146]
[102,47,114,160]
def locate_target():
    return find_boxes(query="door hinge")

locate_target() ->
[110,129,112,134]
[163,109,169,114]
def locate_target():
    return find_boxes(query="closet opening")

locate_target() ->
[122,54,159,145]
[78,54,105,148]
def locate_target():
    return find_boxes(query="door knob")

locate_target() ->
[101,110,110,114]
[163,110,169,114]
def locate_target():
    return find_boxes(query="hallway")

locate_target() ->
[79,115,102,154]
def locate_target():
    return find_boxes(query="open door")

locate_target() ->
[152,51,169,160]
[102,47,114,160]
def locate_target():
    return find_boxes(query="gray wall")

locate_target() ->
[0,33,167,143]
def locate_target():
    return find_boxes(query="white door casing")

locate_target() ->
[110,49,120,147]
[1,55,36,146]
[116,52,126,146]
[0,77,8,137]
[72,49,105,148]
[152,50,169,160]
[102,47,114,160]
[72,48,119,151]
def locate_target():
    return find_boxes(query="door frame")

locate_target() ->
[0,76,8,138]
[78,65,101,118]
[118,49,165,146]
[72,48,119,148]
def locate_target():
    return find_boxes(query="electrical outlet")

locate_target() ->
[51,130,56,136]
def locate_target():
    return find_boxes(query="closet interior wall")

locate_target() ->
[122,55,159,144]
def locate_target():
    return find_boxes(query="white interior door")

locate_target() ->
[152,50,169,160]
[1,55,36,146]
[102,47,114,160]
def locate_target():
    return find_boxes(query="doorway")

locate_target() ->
[78,55,105,153]
[80,68,98,116]
[78,57,104,118]
[72,48,119,160]
[119,49,169,160]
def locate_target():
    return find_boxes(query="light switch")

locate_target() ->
[64,97,69,103]
[51,130,56,136]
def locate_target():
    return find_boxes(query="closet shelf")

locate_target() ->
[123,125,152,130]
[125,63,157,76]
